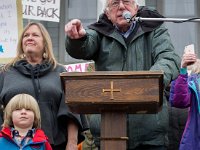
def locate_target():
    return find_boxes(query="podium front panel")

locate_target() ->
[60,71,163,114]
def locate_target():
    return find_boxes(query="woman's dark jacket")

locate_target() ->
[65,7,181,149]
[0,60,86,146]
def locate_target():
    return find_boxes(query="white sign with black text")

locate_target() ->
[0,0,18,59]
[22,0,60,22]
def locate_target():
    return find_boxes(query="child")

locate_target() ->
[169,52,199,150]
[0,93,52,150]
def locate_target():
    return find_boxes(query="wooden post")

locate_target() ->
[101,112,127,150]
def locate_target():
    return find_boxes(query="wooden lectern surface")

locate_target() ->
[60,71,163,114]
[61,71,164,150]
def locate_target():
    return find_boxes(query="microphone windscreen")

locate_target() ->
[122,11,132,22]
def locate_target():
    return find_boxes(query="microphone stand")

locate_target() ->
[132,17,200,23]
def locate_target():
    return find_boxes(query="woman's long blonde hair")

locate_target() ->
[3,94,41,129]
[3,22,57,71]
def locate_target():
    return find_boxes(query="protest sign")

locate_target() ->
[0,1,23,63]
[22,0,60,22]
[65,62,95,72]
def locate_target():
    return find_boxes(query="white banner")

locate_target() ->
[0,1,18,59]
[22,0,60,22]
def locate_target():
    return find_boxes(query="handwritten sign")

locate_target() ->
[65,62,95,72]
[22,0,60,22]
[0,1,22,63]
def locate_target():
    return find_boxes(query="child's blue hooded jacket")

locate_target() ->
[0,127,52,150]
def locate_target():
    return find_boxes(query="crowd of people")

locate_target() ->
[0,0,199,150]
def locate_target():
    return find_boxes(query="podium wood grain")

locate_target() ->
[61,71,163,150]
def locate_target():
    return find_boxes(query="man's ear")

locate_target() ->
[105,8,111,20]
[134,4,139,12]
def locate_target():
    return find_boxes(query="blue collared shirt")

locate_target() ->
[116,21,136,38]
[11,128,35,147]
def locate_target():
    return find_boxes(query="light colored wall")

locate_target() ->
[137,0,145,6]
[160,0,199,57]
[97,0,106,18]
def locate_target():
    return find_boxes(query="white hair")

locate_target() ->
[104,0,139,12]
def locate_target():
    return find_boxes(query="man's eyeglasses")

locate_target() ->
[109,0,132,8]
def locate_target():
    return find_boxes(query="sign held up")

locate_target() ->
[65,62,95,72]
[0,0,22,63]
[22,0,60,22]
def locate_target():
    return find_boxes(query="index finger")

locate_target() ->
[71,19,81,27]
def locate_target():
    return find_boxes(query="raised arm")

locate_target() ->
[170,52,197,108]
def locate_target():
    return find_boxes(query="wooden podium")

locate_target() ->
[60,71,163,150]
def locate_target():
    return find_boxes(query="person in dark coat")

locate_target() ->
[65,0,181,149]
[0,22,88,150]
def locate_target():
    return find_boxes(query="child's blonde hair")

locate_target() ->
[3,94,41,129]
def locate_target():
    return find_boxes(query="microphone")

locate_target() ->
[122,11,200,23]
[122,11,132,23]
